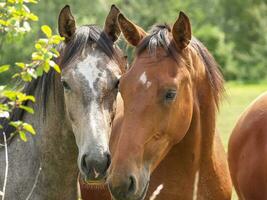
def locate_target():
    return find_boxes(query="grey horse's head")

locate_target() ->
[58,5,126,183]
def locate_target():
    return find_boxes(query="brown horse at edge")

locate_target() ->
[228,92,267,200]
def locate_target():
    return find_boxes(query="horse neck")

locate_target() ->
[147,76,218,199]
[24,73,78,198]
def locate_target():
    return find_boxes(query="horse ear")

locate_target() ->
[104,5,121,42]
[117,13,147,46]
[172,11,192,49]
[58,5,76,42]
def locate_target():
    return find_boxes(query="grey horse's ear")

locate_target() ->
[172,11,192,49]
[104,4,121,42]
[58,5,76,42]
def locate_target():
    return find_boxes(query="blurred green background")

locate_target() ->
[1,0,267,83]
[1,1,267,199]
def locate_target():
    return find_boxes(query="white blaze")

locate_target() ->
[76,53,109,147]
[77,54,101,96]
[139,71,152,89]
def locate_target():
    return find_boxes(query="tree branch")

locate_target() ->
[0,132,9,200]
[25,166,42,200]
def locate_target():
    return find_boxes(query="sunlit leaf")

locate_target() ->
[23,123,36,135]
[36,66,43,76]
[19,105,34,114]
[0,65,10,73]
[42,61,50,73]
[19,131,27,142]
[15,62,25,68]
[28,13,38,21]
[41,25,52,38]
[21,72,32,82]
[52,63,61,73]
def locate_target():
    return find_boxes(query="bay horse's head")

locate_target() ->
[57,5,126,183]
[108,12,223,200]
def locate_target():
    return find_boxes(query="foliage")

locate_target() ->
[0,0,267,81]
[0,0,64,141]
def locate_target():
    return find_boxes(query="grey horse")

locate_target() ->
[0,5,125,200]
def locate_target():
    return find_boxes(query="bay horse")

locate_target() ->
[0,5,126,199]
[107,11,232,200]
[228,92,267,200]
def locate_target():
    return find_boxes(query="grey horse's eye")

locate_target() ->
[165,90,177,102]
[115,79,120,89]
[62,80,71,90]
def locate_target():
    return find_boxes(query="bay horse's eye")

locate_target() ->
[165,90,177,102]
[61,80,71,91]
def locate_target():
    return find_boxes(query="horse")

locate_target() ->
[0,5,126,199]
[228,92,267,200]
[107,11,232,200]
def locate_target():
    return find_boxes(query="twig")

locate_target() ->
[193,170,199,200]
[25,166,42,200]
[149,184,163,200]
[1,132,9,200]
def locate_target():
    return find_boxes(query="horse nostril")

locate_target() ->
[81,154,88,173]
[128,175,136,194]
[105,152,111,170]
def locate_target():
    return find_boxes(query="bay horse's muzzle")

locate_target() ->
[80,151,111,181]
[108,174,137,200]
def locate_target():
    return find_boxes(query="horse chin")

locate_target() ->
[80,176,107,190]
[138,181,149,200]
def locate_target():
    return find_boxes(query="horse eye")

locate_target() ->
[114,78,120,89]
[62,80,71,90]
[165,90,177,102]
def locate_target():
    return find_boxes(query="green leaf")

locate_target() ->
[27,68,37,79]
[50,35,64,44]
[19,105,34,114]
[41,25,52,38]
[9,121,23,128]
[53,63,61,73]
[23,123,36,135]
[42,61,50,73]
[51,48,60,57]
[21,72,32,82]
[28,13,38,21]
[15,62,25,68]
[36,66,43,76]
[3,90,17,101]
[35,43,42,50]
[0,65,10,73]
[32,52,43,61]
[37,38,48,45]
[49,60,61,73]
[19,131,27,142]
[24,95,35,102]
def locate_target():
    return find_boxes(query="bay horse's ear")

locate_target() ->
[104,4,121,42]
[172,11,192,49]
[58,5,76,42]
[117,13,147,46]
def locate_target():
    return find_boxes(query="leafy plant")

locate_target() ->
[0,0,64,141]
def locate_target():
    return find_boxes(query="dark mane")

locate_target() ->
[1,25,122,141]
[136,24,224,109]
[60,25,118,66]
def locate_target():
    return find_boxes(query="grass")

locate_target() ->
[217,82,267,200]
